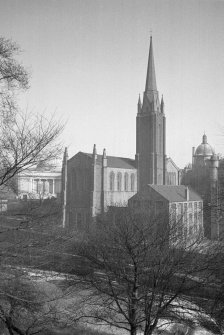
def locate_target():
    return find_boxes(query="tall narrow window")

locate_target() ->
[109,172,115,191]
[117,172,122,191]
[131,173,135,191]
[124,173,129,191]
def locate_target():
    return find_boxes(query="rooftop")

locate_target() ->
[149,185,202,202]
[79,152,137,169]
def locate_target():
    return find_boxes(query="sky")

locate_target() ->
[0,0,224,168]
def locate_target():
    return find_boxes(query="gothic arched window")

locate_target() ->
[109,171,115,191]
[117,172,122,191]
[124,173,129,191]
[131,173,135,191]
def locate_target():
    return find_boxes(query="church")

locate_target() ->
[62,37,183,229]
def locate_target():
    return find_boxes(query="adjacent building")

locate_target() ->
[129,185,203,240]
[182,134,221,239]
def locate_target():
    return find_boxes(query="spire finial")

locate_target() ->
[202,134,207,144]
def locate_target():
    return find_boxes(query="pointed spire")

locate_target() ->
[102,148,107,167]
[93,144,97,155]
[138,94,142,113]
[161,94,164,113]
[63,147,68,164]
[138,94,141,106]
[103,148,106,159]
[145,36,157,92]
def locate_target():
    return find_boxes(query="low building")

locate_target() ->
[128,185,203,240]
[17,162,62,200]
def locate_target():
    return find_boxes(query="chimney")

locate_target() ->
[185,187,189,201]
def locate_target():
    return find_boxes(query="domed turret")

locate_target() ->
[195,134,215,157]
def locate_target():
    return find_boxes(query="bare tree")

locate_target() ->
[0,36,65,334]
[0,266,65,335]
[0,37,29,89]
[0,36,63,191]
[65,208,220,335]
[0,110,63,189]
[0,37,29,123]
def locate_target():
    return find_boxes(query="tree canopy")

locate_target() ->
[68,208,221,335]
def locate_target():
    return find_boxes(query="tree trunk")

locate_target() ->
[130,325,137,335]
[144,324,156,335]
[5,316,25,335]
[5,317,16,335]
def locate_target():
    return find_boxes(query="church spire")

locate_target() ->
[145,36,157,92]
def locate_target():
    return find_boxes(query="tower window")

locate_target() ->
[109,171,115,191]
[131,173,135,191]
[124,173,129,191]
[117,172,122,191]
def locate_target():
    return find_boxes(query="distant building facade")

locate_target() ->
[18,163,62,200]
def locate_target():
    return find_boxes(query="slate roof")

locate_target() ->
[83,153,136,169]
[148,185,202,202]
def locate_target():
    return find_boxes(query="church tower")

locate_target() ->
[136,36,166,190]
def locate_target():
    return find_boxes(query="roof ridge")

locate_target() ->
[81,152,135,161]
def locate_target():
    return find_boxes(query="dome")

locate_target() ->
[195,134,215,157]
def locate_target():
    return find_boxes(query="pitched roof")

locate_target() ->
[148,185,202,202]
[79,152,136,169]
[166,157,180,171]
[106,156,136,169]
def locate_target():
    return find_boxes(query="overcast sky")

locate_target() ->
[0,0,224,167]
